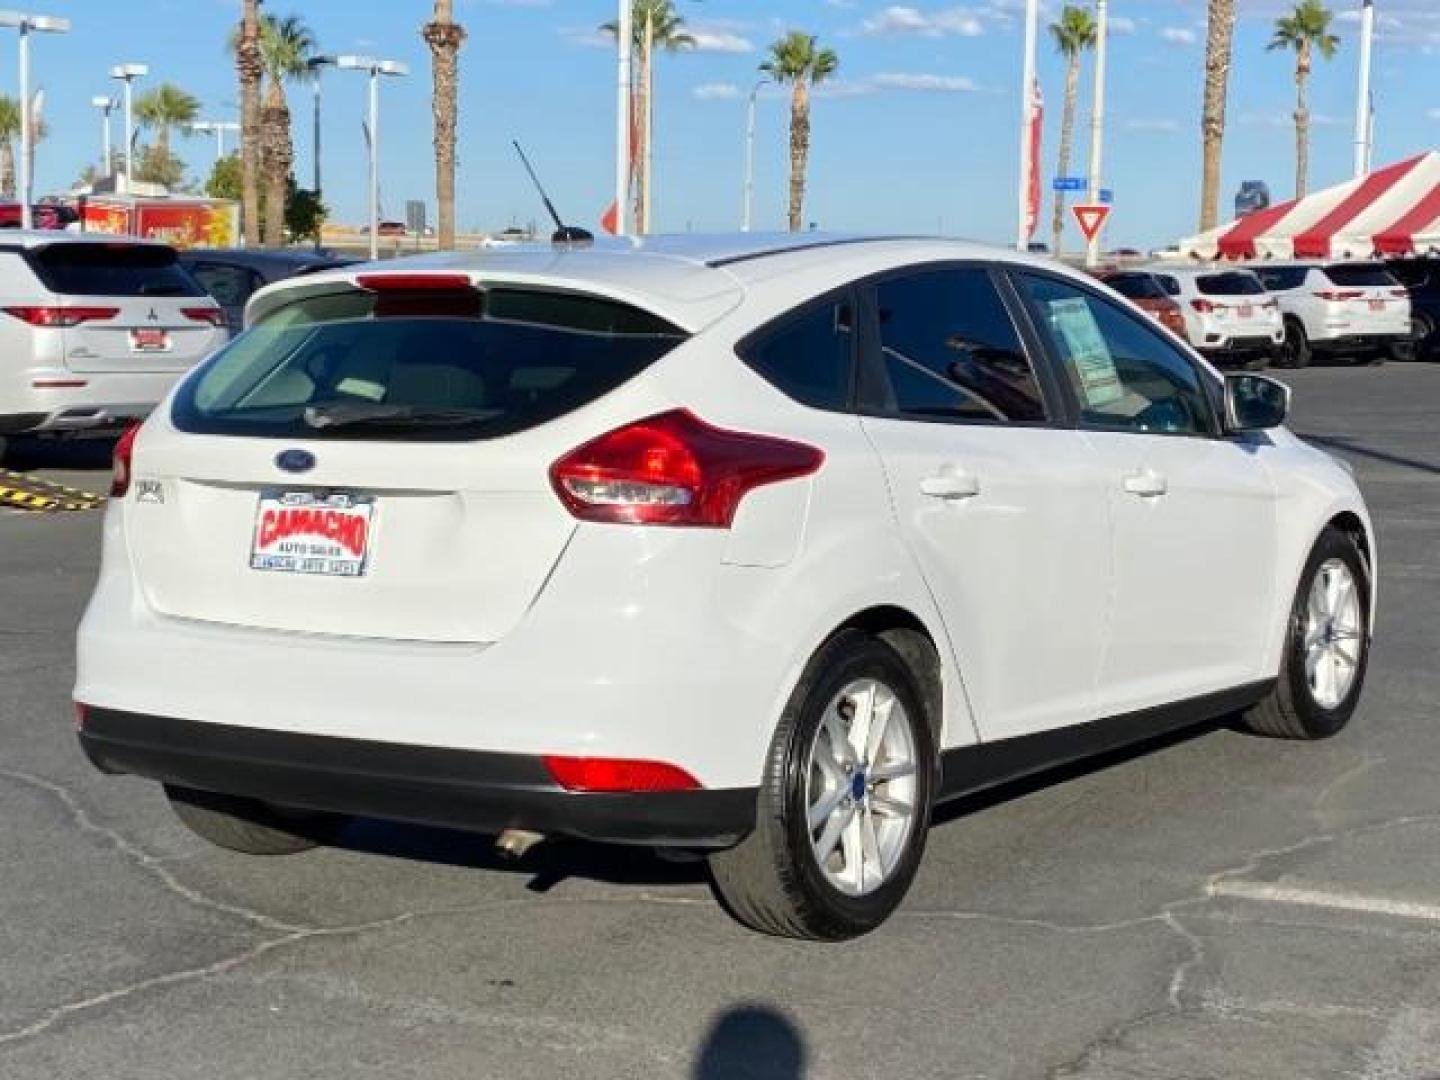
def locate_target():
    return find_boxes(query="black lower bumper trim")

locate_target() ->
[79,709,756,848]
[0,413,46,436]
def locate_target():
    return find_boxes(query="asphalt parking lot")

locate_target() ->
[1,363,1438,1080]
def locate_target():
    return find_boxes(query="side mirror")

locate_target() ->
[1224,374,1290,433]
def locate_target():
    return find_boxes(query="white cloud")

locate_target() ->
[1160,26,1196,46]
[1239,111,1345,129]
[871,72,978,92]
[693,82,741,101]
[690,29,756,53]
[859,5,985,38]
[1108,17,1136,36]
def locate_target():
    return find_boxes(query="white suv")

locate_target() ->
[1151,266,1284,370]
[0,234,226,463]
[76,236,1376,940]
[1253,262,1412,368]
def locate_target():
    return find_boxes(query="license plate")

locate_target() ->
[1238,304,1253,318]
[250,491,375,577]
[1369,299,1385,312]
[129,328,171,353]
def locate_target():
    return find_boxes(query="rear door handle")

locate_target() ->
[1123,470,1168,498]
[920,469,980,501]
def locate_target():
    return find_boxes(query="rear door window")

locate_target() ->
[1323,263,1399,288]
[1105,274,1166,301]
[741,298,854,410]
[27,243,204,297]
[189,262,263,309]
[173,285,689,441]
[1195,272,1266,297]
[1255,267,1309,292]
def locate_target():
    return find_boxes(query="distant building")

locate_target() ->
[1235,181,1272,219]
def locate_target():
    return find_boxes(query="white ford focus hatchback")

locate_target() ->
[76,235,1376,940]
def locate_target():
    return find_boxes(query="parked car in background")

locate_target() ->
[0,234,225,464]
[1254,262,1411,368]
[1151,266,1283,369]
[179,249,355,336]
[1097,270,1188,339]
[1384,257,1440,361]
[77,235,1375,941]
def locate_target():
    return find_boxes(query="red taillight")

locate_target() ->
[3,305,120,328]
[110,424,140,498]
[356,273,474,292]
[1191,298,1217,314]
[1314,290,1364,302]
[1391,288,1409,298]
[542,755,702,793]
[550,409,824,528]
[74,702,89,730]
[181,306,227,328]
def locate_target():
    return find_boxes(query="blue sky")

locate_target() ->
[20,1,1440,247]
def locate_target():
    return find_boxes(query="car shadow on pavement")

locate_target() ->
[3,436,117,472]
[692,1005,807,1080]
[1297,432,1440,477]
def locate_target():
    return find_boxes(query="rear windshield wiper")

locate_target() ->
[302,402,501,430]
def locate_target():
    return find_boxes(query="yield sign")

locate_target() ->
[1073,203,1111,243]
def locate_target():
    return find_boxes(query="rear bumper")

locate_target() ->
[1200,333,1283,358]
[1310,332,1411,352]
[78,708,757,848]
[0,370,186,434]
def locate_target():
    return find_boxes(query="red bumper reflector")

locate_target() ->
[542,755,702,793]
[73,702,89,730]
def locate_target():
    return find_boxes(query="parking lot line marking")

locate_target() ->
[1209,880,1440,923]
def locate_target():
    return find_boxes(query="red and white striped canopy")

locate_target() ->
[1181,153,1440,261]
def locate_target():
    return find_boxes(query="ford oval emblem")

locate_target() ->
[275,448,317,474]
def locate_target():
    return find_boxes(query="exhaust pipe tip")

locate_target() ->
[495,828,546,861]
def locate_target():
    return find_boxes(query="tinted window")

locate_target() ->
[173,287,687,441]
[1255,267,1309,292]
[1157,275,1181,297]
[1018,274,1215,436]
[28,243,204,298]
[1323,263,1398,288]
[741,298,853,410]
[1105,274,1166,301]
[1196,272,1266,297]
[189,262,262,308]
[870,268,1045,424]
[1387,260,1433,289]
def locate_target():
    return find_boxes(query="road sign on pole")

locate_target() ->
[1099,189,1114,204]
[1073,204,1111,244]
[1052,176,1087,192]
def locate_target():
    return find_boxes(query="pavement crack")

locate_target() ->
[0,767,310,935]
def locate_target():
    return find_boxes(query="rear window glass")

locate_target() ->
[1255,267,1309,292]
[1387,261,1432,289]
[1105,274,1166,301]
[1323,263,1398,288]
[172,286,688,441]
[28,243,204,298]
[1196,272,1265,297]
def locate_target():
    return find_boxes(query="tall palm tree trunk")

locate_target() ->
[0,141,14,199]
[635,45,651,232]
[1294,43,1312,199]
[787,81,811,233]
[261,81,292,247]
[1052,55,1081,257]
[424,0,466,251]
[238,0,263,247]
[1199,0,1236,232]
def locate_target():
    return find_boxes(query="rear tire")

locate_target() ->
[1412,315,1435,361]
[1243,526,1371,741]
[709,632,936,941]
[1279,319,1311,369]
[165,784,347,855]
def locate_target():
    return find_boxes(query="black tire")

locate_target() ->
[1413,315,1436,361]
[1242,526,1371,740]
[1279,319,1311,369]
[165,784,347,855]
[0,436,8,467]
[709,631,936,941]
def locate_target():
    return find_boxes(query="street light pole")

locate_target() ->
[110,63,148,191]
[91,96,116,176]
[0,12,70,230]
[743,79,768,232]
[1085,0,1110,268]
[189,120,240,161]
[1354,0,1375,178]
[307,56,335,253]
[614,0,633,237]
[337,55,408,261]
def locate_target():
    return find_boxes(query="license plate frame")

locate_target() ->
[250,490,376,578]
[129,328,172,353]
[1238,304,1254,318]
[1369,299,1385,312]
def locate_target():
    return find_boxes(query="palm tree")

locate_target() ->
[602,0,695,232]
[423,0,467,251]
[1199,0,1237,232]
[1268,0,1340,198]
[0,96,18,199]
[237,0,263,246]
[1049,5,1097,257]
[136,83,201,164]
[761,32,838,233]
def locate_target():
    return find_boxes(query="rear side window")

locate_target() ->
[741,298,854,410]
[1387,261,1431,289]
[1105,274,1166,301]
[869,268,1046,424]
[172,285,688,441]
[1323,263,1398,288]
[1196,272,1266,297]
[27,243,204,298]
[1255,267,1309,292]
[188,262,263,308]
[1157,275,1181,297]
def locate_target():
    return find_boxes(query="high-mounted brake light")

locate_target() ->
[355,273,474,292]
[181,307,227,328]
[3,306,120,328]
[110,424,140,498]
[542,755,702,793]
[550,409,824,528]
[1191,298,1217,314]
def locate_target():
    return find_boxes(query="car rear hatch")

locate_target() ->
[1320,263,1410,331]
[1195,271,1277,335]
[24,241,224,374]
[126,274,690,644]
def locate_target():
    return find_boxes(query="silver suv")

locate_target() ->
[0,234,226,462]
[1253,262,1411,368]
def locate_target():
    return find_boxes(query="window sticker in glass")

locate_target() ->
[1046,297,1124,409]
